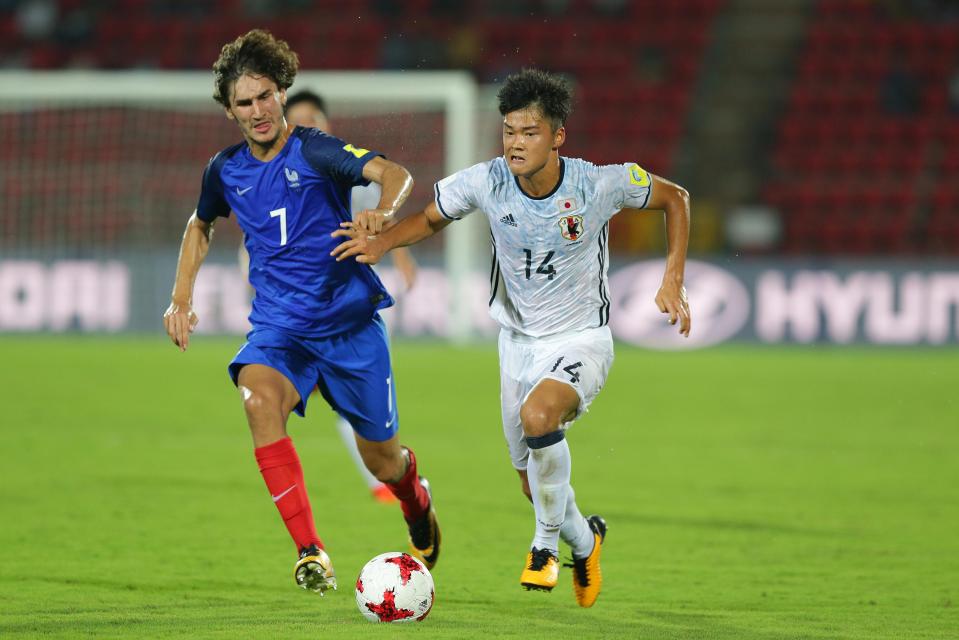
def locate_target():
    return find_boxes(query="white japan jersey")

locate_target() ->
[435,156,653,337]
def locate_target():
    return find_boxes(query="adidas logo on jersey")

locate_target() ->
[499,213,518,227]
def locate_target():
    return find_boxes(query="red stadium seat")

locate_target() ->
[4,3,722,251]
[762,0,957,254]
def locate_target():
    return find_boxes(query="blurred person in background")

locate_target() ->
[333,68,690,608]
[163,29,440,595]
[239,88,418,505]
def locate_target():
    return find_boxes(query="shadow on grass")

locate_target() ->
[604,510,835,538]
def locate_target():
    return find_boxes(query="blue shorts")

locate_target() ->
[228,314,399,442]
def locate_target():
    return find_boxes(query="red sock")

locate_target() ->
[387,447,430,524]
[254,437,323,552]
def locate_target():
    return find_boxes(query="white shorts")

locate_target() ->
[498,325,614,470]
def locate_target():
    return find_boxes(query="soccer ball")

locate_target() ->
[355,552,434,623]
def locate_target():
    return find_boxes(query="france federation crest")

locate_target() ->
[558,214,584,241]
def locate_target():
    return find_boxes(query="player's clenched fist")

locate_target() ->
[163,301,199,352]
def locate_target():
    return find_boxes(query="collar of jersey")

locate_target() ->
[513,157,565,201]
[242,132,296,165]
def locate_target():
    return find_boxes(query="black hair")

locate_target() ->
[497,69,572,131]
[284,89,328,116]
[212,29,299,107]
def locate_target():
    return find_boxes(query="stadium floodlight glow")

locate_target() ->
[1,70,480,342]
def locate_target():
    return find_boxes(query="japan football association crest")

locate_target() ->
[558,214,584,241]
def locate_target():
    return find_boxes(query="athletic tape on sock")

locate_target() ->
[526,430,566,449]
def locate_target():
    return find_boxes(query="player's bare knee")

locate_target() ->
[240,385,280,422]
[520,403,560,438]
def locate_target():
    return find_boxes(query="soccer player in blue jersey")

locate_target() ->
[333,69,691,608]
[162,30,440,594]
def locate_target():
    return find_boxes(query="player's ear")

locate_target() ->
[552,125,566,150]
[224,107,235,121]
[278,88,287,107]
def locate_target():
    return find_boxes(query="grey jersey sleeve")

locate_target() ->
[434,161,489,220]
[597,162,654,211]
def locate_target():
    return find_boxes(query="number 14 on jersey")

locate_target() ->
[524,249,556,280]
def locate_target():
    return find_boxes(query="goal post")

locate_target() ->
[0,70,482,341]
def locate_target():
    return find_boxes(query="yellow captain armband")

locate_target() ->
[628,163,650,187]
[343,143,370,159]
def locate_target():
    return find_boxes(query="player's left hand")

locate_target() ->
[330,224,387,264]
[352,208,394,234]
[655,281,691,337]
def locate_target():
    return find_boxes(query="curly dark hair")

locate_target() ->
[497,69,572,131]
[212,30,299,107]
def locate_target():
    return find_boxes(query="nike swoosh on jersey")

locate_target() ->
[271,484,297,502]
[236,186,253,196]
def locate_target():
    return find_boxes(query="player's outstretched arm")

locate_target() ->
[352,157,414,234]
[331,201,451,265]
[645,174,691,337]
[163,212,214,352]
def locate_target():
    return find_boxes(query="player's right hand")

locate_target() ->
[163,301,199,352]
[330,223,386,265]
[352,208,394,234]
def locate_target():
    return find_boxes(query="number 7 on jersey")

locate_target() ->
[270,207,288,246]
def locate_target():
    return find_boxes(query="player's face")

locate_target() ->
[226,73,287,148]
[502,107,565,178]
[286,102,330,132]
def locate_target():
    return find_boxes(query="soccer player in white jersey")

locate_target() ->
[333,69,691,607]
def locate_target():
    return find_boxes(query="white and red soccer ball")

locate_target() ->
[355,552,434,623]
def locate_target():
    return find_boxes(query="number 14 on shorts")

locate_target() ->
[550,356,583,384]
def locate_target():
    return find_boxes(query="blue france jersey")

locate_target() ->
[195,127,393,337]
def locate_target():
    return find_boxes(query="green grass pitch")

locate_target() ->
[0,337,956,639]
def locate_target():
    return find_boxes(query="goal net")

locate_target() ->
[0,70,485,338]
